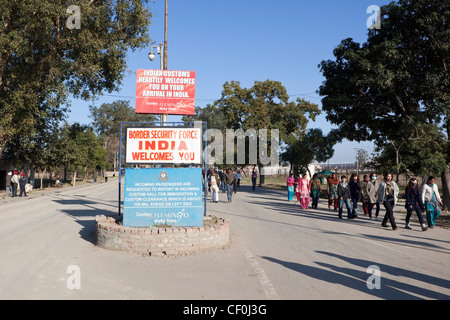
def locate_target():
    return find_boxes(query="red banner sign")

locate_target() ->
[135,69,196,115]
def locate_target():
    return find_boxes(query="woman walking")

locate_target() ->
[366,173,380,220]
[298,174,310,209]
[349,173,361,218]
[309,174,322,209]
[287,173,295,201]
[327,173,339,210]
[421,176,443,229]
[376,173,399,230]
[208,170,220,203]
[405,178,427,231]
[251,168,258,191]
[338,175,352,219]
[361,175,370,216]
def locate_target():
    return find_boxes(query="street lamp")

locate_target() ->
[148,42,166,124]
[148,42,163,70]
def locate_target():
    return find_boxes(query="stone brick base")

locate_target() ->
[94,215,230,257]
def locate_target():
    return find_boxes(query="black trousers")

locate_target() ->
[382,200,397,229]
[11,182,18,197]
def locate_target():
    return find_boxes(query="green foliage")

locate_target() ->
[214,80,320,142]
[318,0,449,178]
[182,104,227,133]
[281,128,335,174]
[0,0,152,159]
[89,100,156,170]
[59,123,107,175]
[89,100,157,137]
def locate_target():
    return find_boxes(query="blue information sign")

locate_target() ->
[123,168,203,227]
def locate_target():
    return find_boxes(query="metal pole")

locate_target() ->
[203,121,207,217]
[161,0,168,125]
[118,122,123,215]
[164,0,168,71]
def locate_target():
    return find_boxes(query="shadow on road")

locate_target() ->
[50,194,118,245]
[261,252,450,300]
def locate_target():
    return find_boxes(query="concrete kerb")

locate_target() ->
[94,214,230,257]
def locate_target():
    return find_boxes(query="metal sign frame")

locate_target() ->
[118,121,208,218]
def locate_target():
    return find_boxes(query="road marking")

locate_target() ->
[241,246,280,300]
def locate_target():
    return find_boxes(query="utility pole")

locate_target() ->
[164,0,168,71]
[162,0,168,124]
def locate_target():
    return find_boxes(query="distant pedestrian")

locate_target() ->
[11,170,19,197]
[421,176,443,229]
[251,168,258,191]
[236,170,241,188]
[287,173,295,201]
[349,173,361,218]
[405,178,427,231]
[232,170,238,193]
[327,173,339,210]
[208,170,220,203]
[338,175,352,219]
[377,173,399,230]
[361,175,370,216]
[5,171,12,197]
[298,174,310,209]
[366,173,380,220]
[219,170,226,192]
[224,169,237,202]
[309,174,322,209]
[19,171,28,197]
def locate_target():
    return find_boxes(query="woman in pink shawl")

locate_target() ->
[297,174,310,209]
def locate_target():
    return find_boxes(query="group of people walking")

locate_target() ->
[5,170,29,198]
[288,172,444,231]
[206,168,242,203]
[287,173,322,209]
[206,167,259,203]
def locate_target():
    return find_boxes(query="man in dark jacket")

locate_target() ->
[349,174,361,218]
[338,176,352,219]
[19,171,28,197]
[223,169,237,203]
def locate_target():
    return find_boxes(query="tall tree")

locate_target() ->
[0,0,152,162]
[281,128,335,177]
[318,0,449,208]
[89,100,157,170]
[214,80,320,185]
[58,123,107,185]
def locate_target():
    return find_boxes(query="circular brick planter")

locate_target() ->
[94,215,230,257]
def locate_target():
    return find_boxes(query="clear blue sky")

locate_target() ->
[68,0,394,163]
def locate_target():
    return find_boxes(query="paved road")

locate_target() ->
[1,180,449,300]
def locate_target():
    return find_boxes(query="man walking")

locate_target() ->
[11,170,19,198]
[223,169,237,203]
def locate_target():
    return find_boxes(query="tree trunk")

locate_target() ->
[40,169,46,189]
[258,163,265,187]
[72,171,77,186]
[442,118,450,211]
[441,167,450,211]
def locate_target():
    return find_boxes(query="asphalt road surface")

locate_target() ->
[1,180,449,300]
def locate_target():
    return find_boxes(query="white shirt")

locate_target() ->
[421,183,442,203]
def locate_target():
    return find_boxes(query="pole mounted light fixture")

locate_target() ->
[148,42,163,70]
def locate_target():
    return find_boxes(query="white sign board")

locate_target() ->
[126,127,202,164]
